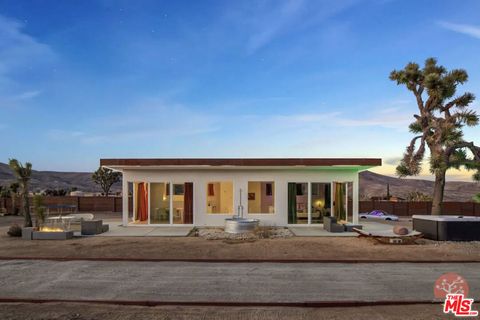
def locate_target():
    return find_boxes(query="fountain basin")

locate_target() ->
[224,218,260,234]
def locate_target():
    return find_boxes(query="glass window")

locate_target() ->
[172,183,194,224]
[332,182,353,223]
[206,181,233,214]
[150,183,170,224]
[288,182,308,224]
[311,183,331,224]
[248,181,275,214]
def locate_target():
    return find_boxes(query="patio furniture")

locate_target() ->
[343,223,363,232]
[46,204,77,216]
[323,216,344,233]
[46,215,75,230]
[22,227,35,240]
[81,219,109,235]
[66,213,94,223]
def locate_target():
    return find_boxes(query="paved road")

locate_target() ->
[0,260,478,303]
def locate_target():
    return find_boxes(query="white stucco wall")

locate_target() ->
[122,168,360,227]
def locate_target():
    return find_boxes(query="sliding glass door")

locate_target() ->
[172,183,194,224]
[311,183,331,224]
[133,182,193,225]
[333,182,353,223]
[150,183,170,224]
[288,182,332,225]
[288,182,308,224]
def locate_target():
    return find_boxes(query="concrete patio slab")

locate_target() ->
[289,221,396,237]
[289,227,357,237]
[95,221,192,237]
[144,227,193,237]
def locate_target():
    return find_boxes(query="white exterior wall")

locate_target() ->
[122,168,360,227]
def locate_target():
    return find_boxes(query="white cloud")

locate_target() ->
[10,90,42,101]
[246,0,306,53]
[0,15,54,100]
[46,99,222,145]
[226,0,359,54]
[438,21,480,39]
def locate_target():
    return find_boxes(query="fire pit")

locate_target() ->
[32,228,74,240]
[23,216,74,240]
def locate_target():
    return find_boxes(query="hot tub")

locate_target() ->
[413,215,480,241]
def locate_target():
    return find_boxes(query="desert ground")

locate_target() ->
[1,213,479,320]
[1,213,479,261]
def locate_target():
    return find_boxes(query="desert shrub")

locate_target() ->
[474,193,480,203]
[7,224,22,237]
[406,191,433,201]
[33,195,46,227]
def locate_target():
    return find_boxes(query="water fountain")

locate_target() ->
[224,188,259,233]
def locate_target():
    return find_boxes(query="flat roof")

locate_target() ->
[100,158,382,169]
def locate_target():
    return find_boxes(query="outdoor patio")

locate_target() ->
[288,221,396,237]
[92,219,193,237]
[92,219,395,237]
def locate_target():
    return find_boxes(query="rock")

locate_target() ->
[393,226,409,235]
[197,227,293,240]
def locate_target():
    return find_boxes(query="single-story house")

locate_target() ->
[100,158,382,227]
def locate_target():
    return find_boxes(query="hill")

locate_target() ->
[1,162,479,201]
[360,171,480,201]
[0,162,119,193]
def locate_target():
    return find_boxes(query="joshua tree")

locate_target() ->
[8,159,33,227]
[92,167,121,196]
[390,58,480,214]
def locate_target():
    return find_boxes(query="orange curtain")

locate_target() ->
[136,182,148,221]
[184,183,193,224]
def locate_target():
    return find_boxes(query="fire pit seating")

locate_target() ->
[323,216,363,232]
[323,216,345,233]
[81,219,109,235]
[66,213,94,229]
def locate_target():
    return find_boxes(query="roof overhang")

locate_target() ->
[100,158,382,172]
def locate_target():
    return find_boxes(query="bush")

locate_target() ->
[7,224,22,237]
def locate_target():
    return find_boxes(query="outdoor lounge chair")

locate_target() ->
[353,228,423,244]
[323,216,344,233]
[66,213,94,223]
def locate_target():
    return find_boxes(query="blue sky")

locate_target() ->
[0,0,479,180]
